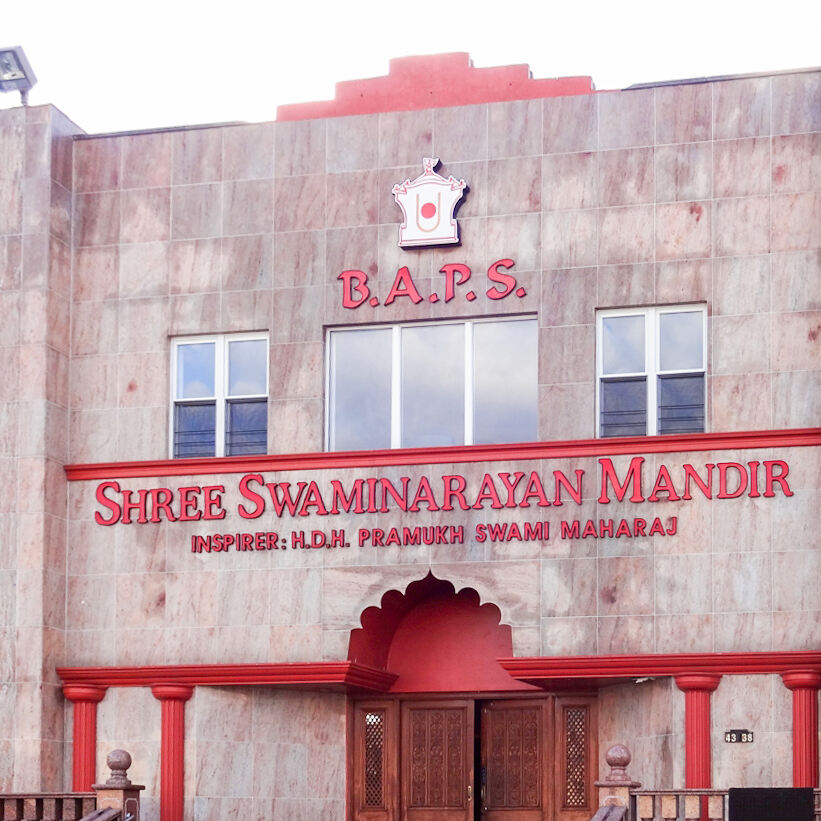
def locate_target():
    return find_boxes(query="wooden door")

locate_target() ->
[400,700,474,821]
[479,699,549,821]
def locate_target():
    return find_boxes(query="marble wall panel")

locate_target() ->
[598,89,654,150]
[543,94,597,154]
[172,128,222,185]
[378,109,433,168]
[771,71,821,134]
[488,98,542,159]
[713,77,771,139]
[542,151,596,211]
[121,132,172,189]
[655,142,712,203]
[222,123,274,181]
[275,119,325,178]
[771,191,821,252]
[326,114,379,173]
[655,82,711,144]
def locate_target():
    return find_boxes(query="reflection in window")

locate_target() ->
[597,306,706,438]
[171,333,268,458]
[327,317,538,451]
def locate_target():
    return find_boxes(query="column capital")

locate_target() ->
[151,684,194,701]
[674,673,721,693]
[781,670,821,691]
[63,684,107,703]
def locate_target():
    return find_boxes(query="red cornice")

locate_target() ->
[57,661,398,692]
[500,651,821,686]
[64,428,821,481]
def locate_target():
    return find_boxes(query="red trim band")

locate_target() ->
[58,661,399,691]
[500,651,821,683]
[64,428,821,481]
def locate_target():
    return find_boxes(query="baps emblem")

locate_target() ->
[392,158,467,247]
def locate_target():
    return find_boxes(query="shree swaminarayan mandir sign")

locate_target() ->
[90,455,795,554]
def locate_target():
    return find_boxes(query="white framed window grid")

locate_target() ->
[170,332,269,458]
[595,305,707,437]
[326,315,538,451]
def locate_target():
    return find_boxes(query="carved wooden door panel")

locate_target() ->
[400,700,474,821]
[479,699,549,821]
[553,696,597,821]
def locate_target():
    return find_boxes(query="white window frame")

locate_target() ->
[595,305,707,437]
[325,315,538,451]
[169,332,269,458]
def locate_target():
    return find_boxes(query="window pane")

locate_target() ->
[659,311,703,371]
[177,343,215,398]
[600,378,646,437]
[226,399,267,455]
[401,324,464,448]
[602,315,645,374]
[174,402,215,457]
[330,328,392,451]
[228,339,267,396]
[473,319,538,444]
[658,373,704,434]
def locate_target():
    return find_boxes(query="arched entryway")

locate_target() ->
[348,573,597,821]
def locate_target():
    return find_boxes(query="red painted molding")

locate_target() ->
[58,661,399,692]
[781,671,821,788]
[674,674,722,692]
[500,651,821,683]
[63,684,107,791]
[64,428,821,481]
[276,53,594,121]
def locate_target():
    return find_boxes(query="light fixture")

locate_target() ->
[0,46,37,105]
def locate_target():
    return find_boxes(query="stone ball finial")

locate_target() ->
[105,749,132,787]
[604,744,632,782]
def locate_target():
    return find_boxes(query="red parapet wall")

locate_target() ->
[276,52,595,120]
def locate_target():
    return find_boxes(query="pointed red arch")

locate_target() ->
[348,572,534,693]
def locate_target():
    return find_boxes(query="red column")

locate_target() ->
[781,671,821,787]
[675,674,721,788]
[152,684,194,821]
[63,684,107,791]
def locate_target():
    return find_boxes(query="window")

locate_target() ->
[327,317,538,451]
[596,306,706,437]
[171,333,268,458]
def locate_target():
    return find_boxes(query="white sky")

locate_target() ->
[3,0,819,134]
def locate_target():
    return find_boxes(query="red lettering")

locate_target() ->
[486,258,517,300]
[202,485,226,520]
[497,472,525,507]
[237,473,265,519]
[648,465,682,502]
[682,463,714,500]
[553,470,583,505]
[408,477,440,511]
[561,520,580,539]
[298,481,329,517]
[519,472,550,508]
[338,270,370,308]
[378,477,409,513]
[442,474,470,511]
[599,457,645,503]
[472,474,504,509]
[439,263,472,302]
[330,479,365,514]
[717,462,748,499]
[764,460,794,497]
[178,486,202,521]
[149,488,177,522]
[384,266,423,305]
[94,480,121,526]
[121,489,149,524]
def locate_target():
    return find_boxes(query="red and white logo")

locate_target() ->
[392,158,467,247]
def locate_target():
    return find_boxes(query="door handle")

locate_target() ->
[467,784,472,802]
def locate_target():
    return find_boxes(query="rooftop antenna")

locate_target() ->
[0,46,37,105]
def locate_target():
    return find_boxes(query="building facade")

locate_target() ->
[0,53,819,821]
